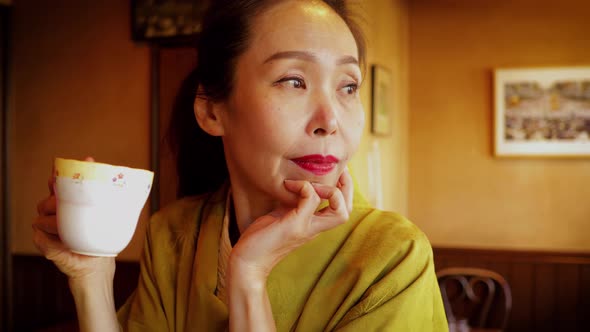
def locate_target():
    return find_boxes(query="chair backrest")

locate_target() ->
[436,267,512,330]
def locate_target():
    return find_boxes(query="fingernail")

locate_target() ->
[311,182,326,189]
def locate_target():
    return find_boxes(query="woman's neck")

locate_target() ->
[230,183,280,235]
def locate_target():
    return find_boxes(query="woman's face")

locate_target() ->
[219,0,364,206]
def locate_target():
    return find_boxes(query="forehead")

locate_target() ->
[246,0,359,63]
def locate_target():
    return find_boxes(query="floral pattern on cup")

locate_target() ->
[72,173,83,184]
[112,173,127,187]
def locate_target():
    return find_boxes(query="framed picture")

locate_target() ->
[494,67,590,157]
[131,0,209,45]
[371,64,393,136]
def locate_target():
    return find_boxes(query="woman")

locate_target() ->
[34,0,448,331]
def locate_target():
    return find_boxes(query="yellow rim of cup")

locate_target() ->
[54,157,154,183]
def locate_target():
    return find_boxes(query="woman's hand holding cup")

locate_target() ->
[33,157,115,285]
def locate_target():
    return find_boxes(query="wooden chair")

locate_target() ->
[436,267,512,331]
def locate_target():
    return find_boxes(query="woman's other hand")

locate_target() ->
[229,168,353,283]
[32,156,115,284]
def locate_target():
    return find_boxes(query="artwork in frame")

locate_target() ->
[131,0,210,45]
[494,67,590,157]
[371,64,393,136]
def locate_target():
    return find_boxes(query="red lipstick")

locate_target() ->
[291,154,339,175]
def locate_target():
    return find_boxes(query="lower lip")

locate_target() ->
[291,160,337,175]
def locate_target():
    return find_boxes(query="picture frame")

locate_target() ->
[371,64,393,136]
[131,0,209,46]
[494,67,590,157]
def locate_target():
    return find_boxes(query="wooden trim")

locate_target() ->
[150,46,160,214]
[1,6,12,332]
[434,247,590,265]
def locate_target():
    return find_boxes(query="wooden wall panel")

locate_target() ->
[580,266,590,330]
[556,265,579,331]
[433,248,590,332]
[509,263,533,332]
[12,255,75,331]
[12,255,139,331]
[533,264,556,332]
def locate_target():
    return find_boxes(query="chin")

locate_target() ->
[308,173,340,186]
[287,170,341,184]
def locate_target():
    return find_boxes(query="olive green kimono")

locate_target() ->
[117,184,448,331]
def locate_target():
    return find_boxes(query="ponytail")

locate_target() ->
[166,68,228,198]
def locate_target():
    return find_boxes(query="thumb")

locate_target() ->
[84,156,95,162]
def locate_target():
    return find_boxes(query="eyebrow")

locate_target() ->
[263,51,359,66]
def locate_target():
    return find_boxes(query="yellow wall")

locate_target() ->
[408,0,590,252]
[13,0,588,259]
[351,0,409,215]
[10,0,151,260]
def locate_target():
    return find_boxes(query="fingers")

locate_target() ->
[33,215,59,235]
[48,160,57,195]
[32,224,67,258]
[284,178,350,235]
[311,183,345,215]
[48,176,55,196]
[37,195,56,216]
[284,180,321,220]
[310,183,349,233]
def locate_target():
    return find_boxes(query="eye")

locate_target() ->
[342,83,358,95]
[276,76,306,89]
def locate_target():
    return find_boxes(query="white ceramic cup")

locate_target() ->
[53,158,154,257]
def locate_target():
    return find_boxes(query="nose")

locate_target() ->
[307,93,338,137]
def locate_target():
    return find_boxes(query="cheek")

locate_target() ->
[356,107,366,133]
[345,105,365,151]
[234,98,302,153]
[260,113,305,154]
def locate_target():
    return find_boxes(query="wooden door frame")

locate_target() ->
[150,46,161,214]
[0,4,12,332]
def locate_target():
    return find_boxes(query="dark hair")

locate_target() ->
[167,0,366,198]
